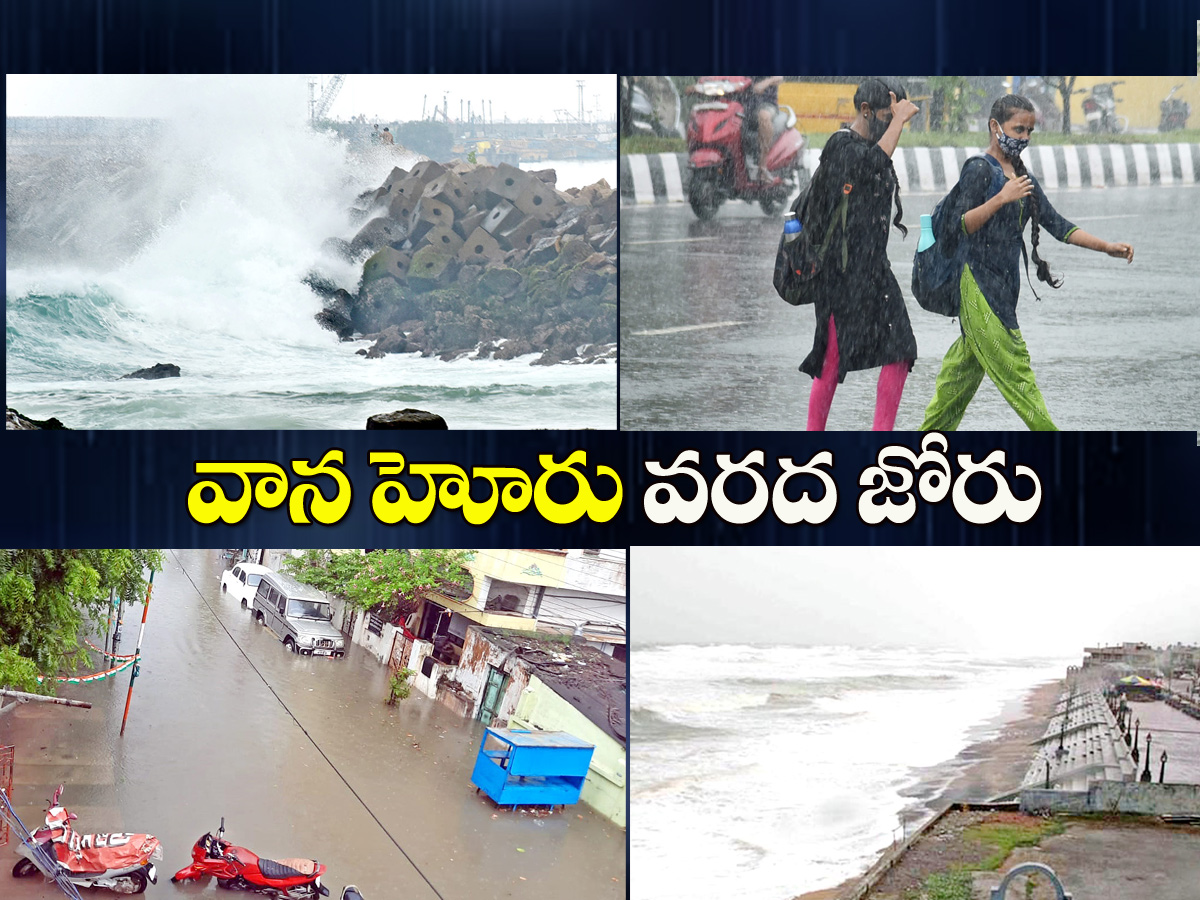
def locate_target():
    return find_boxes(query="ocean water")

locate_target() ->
[632,644,1071,900]
[6,102,616,429]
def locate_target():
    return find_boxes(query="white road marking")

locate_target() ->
[1063,145,1082,189]
[940,147,960,190]
[658,153,686,203]
[892,148,909,193]
[632,320,751,336]
[624,237,722,245]
[1108,144,1129,186]
[1038,145,1059,189]
[1154,143,1174,185]
[1130,143,1152,185]
[914,147,935,192]
[628,154,656,204]
[1177,143,1196,184]
[1086,144,1106,188]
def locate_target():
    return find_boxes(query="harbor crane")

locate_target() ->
[308,74,346,122]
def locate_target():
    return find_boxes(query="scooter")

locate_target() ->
[8,784,163,895]
[685,76,807,220]
[1082,81,1128,134]
[1159,84,1191,132]
[172,816,330,898]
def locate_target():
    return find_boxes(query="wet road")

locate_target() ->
[0,550,625,900]
[620,185,1200,430]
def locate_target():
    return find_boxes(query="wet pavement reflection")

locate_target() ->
[0,550,626,899]
[620,186,1200,430]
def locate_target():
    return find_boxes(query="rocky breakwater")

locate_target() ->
[313,160,617,365]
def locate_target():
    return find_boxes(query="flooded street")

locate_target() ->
[620,185,1200,430]
[0,550,625,900]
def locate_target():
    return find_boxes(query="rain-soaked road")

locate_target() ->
[620,185,1200,430]
[0,550,625,900]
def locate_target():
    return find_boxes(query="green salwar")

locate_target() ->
[920,264,1058,431]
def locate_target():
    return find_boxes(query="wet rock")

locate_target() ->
[366,409,449,430]
[6,407,69,430]
[407,246,458,289]
[356,325,411,358]
[121,363,180,380]
[315,289,356,339]
[494,339,534,360]
[362,247,413,284]
[322,158,618,365]
[478,266,523,298]
[350,216,407,257]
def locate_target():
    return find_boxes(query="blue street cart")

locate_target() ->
[471,728,595,811]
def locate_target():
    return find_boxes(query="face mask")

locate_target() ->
[994,124,1029,159]
[868,112,891,143]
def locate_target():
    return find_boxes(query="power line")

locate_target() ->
[172,551,447,900]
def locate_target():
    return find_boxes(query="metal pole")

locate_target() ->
[103,587,115,668]
[119,571,154,737]
[0,690,92,708]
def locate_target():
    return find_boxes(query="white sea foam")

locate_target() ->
[6,92,616,428]
[632,644,1072,900]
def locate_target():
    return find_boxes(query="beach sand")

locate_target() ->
[793,678,1063,900]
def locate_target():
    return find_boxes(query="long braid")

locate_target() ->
[1009,153,1062,288]
[888,157,907,238]
[992,93,1063,289]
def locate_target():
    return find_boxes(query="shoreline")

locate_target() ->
[793,678,1062,900]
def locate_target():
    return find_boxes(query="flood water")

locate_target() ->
[620,185,1200,430]
[0,550,625,899]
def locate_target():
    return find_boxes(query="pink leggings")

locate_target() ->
[807,315,910,431]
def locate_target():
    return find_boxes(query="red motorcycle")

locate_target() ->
[7,783,163,894]
[685,76,807,220]
[172,817,330,898]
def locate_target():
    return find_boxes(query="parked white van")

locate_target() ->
[220,562,271,608]
[251,571,346,658]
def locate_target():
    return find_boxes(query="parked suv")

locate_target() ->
[221,562,271,608]
[251,571,346,658]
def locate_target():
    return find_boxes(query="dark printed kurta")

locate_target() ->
[936,154,1078,331]
[799,128,918,382]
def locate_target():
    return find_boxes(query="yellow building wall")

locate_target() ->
[468,550,568,589]
[1058,76,1200,132]
[511,675,627,828]
[778,82,859,134]
[781,77,1200,135]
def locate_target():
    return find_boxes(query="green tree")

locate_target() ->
[928,76,986,133]
[284,549,474,623]
[0,549,163,692]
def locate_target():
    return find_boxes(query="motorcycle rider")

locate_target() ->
[746,76,784,181]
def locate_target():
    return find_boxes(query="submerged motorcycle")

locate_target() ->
[172,817,330,898]
[9,784,163,894]
[685,75,807,220]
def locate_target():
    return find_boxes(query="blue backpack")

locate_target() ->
[912,154,1005,317]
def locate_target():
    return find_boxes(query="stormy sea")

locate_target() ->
[632,643,1073,900]
[6,95,615,429]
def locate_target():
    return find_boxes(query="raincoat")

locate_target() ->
[798,127,917,383]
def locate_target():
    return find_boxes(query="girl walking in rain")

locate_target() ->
[920,94,1134,431]
[800,79,920,430]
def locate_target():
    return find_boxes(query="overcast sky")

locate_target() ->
[632,546,1200,657]
[6,74,616,125]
